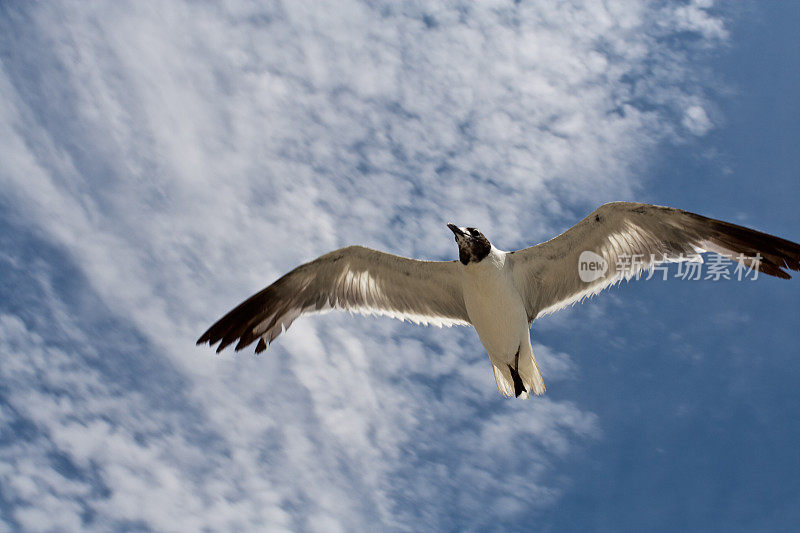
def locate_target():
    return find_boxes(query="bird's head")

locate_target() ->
[447,223,492,265]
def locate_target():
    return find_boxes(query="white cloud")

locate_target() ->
[0,0,728,530]
[683,105,714,136]
[673,0,729,41]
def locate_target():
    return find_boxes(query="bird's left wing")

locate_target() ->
[197,245,470,353]
[509,202,800,321]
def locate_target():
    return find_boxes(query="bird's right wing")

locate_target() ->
[509,202,800,321]
[197,245,470,354]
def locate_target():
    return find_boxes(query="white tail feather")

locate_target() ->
[491,350,546,399]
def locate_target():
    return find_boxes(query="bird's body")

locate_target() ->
[460,246,544,397]
[198,202,800,398]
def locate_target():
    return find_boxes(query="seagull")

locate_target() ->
[197,202,800,399]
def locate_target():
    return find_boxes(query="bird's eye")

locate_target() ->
[468,228,479,236]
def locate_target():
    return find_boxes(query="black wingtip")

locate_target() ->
[696,214,800,280]
[255,338,267,354]
[215,340,230,354]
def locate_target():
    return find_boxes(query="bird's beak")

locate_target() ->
[447,223,465,237]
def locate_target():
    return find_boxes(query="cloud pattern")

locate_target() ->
[0,1,726,530]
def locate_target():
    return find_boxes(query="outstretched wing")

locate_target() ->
[509,202,800,320]
[197,245,470,353]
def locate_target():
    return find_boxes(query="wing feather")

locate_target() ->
[509,202,800,320]
[197,245,470,353]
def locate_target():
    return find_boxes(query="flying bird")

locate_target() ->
[197,202,800,398]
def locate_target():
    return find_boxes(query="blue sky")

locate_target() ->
[1,1,798,531]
